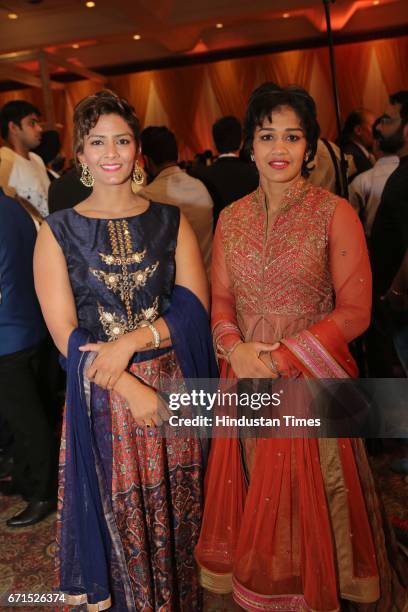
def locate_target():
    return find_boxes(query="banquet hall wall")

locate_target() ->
[0,35,407,161]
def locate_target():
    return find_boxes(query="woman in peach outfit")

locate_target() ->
[196,83,406,612]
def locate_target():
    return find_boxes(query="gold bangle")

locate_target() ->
[224,339,243,363]
[267,352,280,376]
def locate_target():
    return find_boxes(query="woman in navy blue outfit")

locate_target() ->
[34,90,215,611]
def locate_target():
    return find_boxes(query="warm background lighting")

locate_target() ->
[72,44,80,49]
[283,12,290,19]
[85,1,96,7]
[8,13,18,20]
[133,34,141,40]
[216,23,224,29]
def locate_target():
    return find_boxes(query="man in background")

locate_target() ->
[193,116,258,227]
[370,91,408,476]
[0,189,56,526]
[349,116,399,238]
[0,100,49,218]
[140,126,213,278]
[340,108,376,180]
[48,164,91,213]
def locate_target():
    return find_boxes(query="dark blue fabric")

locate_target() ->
[60,287,217,606]
[0,189,46,356]
[46,203,179,345]
[60,327,111,604]
[164,285,218,380]
[164,286,218,468]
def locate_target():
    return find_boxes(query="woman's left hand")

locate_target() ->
[79,335,135,390]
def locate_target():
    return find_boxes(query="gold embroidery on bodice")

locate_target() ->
[91,219,160,341]
[221,180,337,318]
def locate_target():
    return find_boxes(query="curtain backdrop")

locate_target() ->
[0,35,405,161]
[207,57,258,121]
[153,65,204,155]
[373,37,408,93]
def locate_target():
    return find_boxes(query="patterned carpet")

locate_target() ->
[0,444,406,612]
[0,496,56,612]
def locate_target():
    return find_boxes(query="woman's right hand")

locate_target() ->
[122,376,163,427]
[229,342,280,378]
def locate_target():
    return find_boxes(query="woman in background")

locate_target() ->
[196,83,406,611]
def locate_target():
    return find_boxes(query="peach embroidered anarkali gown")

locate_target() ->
[196,179,407,612]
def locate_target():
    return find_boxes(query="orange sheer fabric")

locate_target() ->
[196,183,389,611]
[274,199,372,376]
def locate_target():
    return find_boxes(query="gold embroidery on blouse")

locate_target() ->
[98,297,160,342]
[220,180,337,317]
[99,250,146,266]
[98,307,128,340]
[90,263,159,301]
[92,220,160,341]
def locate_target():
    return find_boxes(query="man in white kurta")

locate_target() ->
[0,100,49,218]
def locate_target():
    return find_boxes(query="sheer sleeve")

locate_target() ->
[273,200,372,376]
[211,219,242,359]
[325,199,372,341]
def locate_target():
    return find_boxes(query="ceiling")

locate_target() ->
[0,0,407,87]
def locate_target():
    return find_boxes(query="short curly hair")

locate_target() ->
[73,89,140,165]
[243,82,320,177]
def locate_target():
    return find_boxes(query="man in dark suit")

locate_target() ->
[48,165,92,213]
[194,116,259,228]
[370,91,408,475]
[340,108,376,180]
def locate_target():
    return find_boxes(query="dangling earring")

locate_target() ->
[131,161,145,194]
[79,162,94,188]
[250,153,255,162]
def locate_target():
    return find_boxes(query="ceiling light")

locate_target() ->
[72,44,80,49]
[8,13,18,19]
[216,23,223,29]
[85,1,96,7]
[373,0,380,4]
[133,34,141,40]
[282,12,290,18]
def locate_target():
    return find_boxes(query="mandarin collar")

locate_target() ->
[252,177,311,214]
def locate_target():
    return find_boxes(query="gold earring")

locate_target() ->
[131,161,145,193]
[79,162,94,188]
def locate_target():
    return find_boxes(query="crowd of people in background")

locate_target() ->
[0,82,407,609]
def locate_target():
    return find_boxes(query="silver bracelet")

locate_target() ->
[140,321,161,349]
